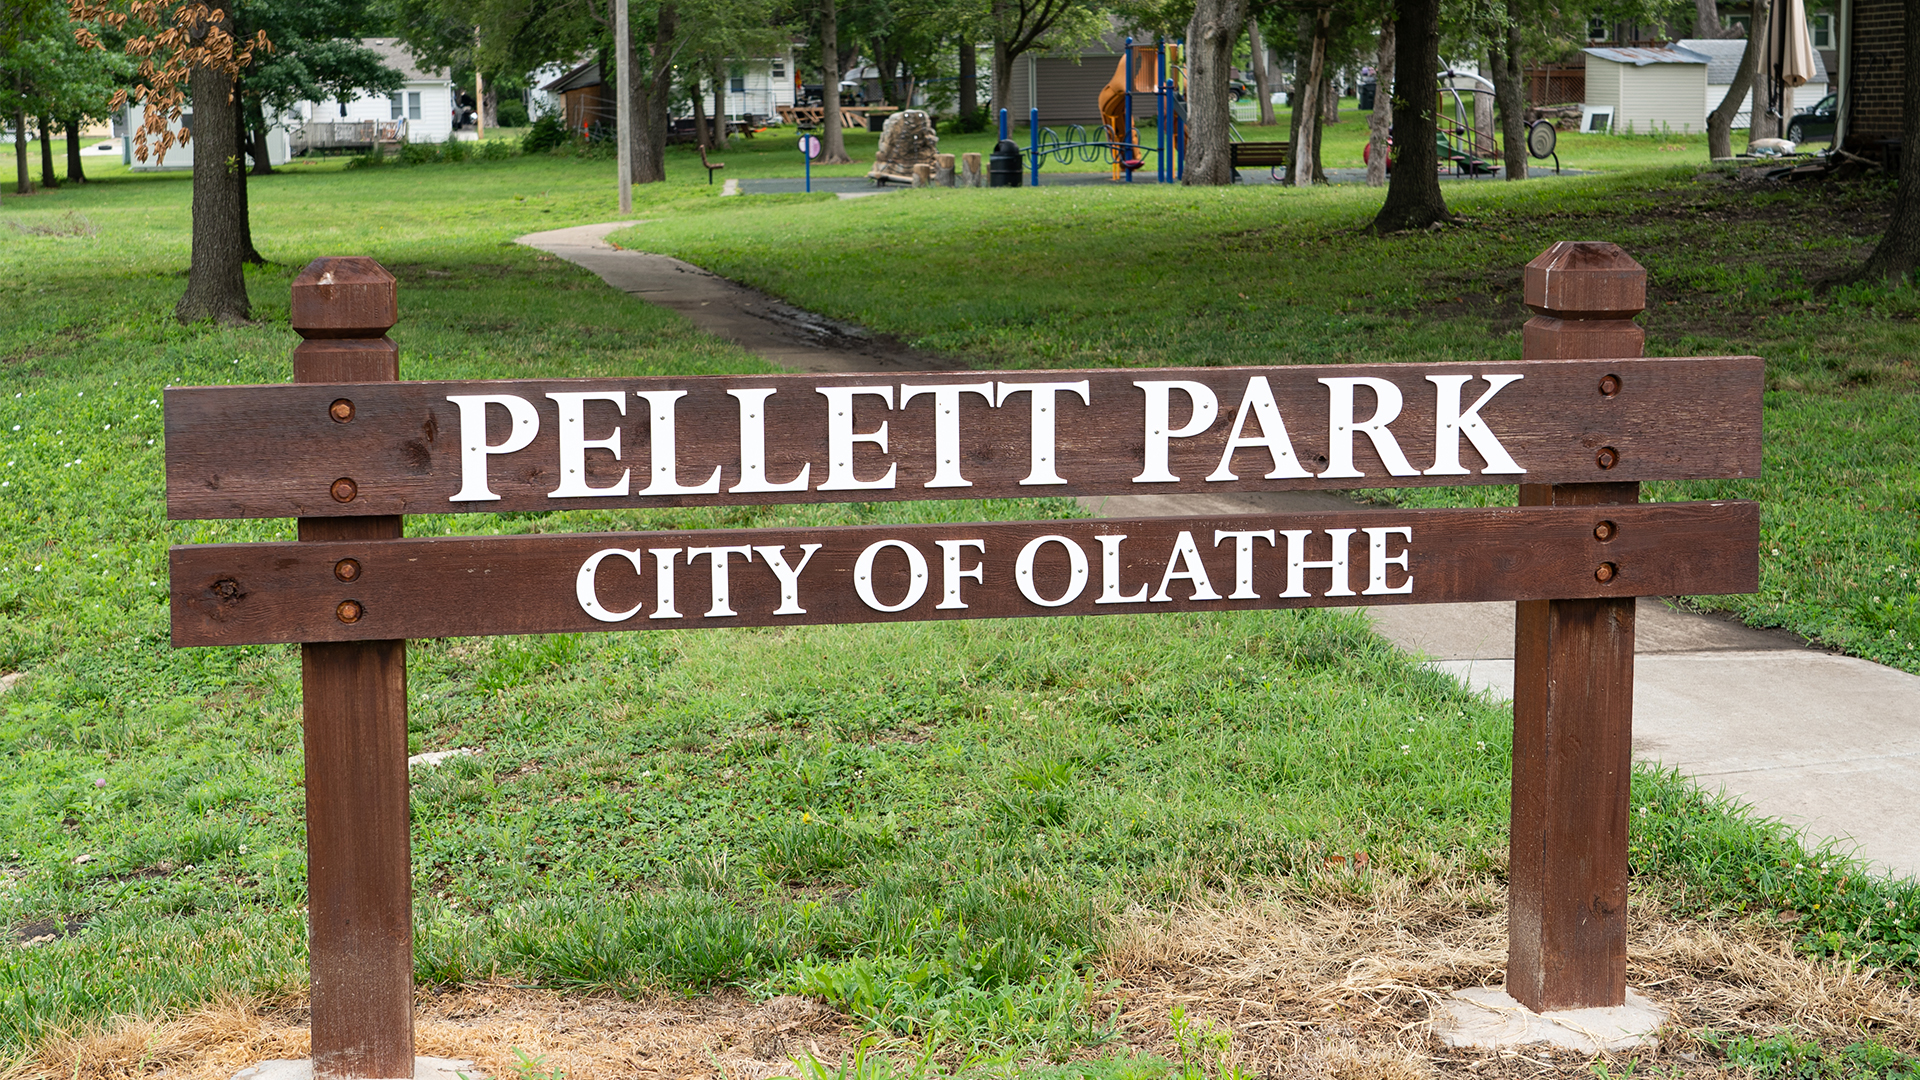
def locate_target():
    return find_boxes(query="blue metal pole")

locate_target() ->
[1158,41,1168,182]
[1123,37,1134,183]
[1029,106,1039,186]
[999,107,1008,144]
[805,146,811,192]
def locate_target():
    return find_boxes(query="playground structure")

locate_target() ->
[1364,70,1559,179]
[999,36,1188,186]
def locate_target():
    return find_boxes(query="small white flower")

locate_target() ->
[10,425,18,431]
[33,564,42,571]
[103,425,110,431]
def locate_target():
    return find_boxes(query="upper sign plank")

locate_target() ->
[165,359,1763,521]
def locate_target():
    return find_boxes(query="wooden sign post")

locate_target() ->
[167,246,1760,1076]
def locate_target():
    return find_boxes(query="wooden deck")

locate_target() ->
[775,105,901,127]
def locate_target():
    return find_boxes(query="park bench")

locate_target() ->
[1230,140,1290,179]
[699,144,725,184]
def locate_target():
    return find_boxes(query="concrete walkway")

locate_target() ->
[521,221,1920,883]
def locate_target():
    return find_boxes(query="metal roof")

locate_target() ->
[1676,38,1828,85]
[1580,45,1712,66]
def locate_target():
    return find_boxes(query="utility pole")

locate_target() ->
[475,67,485,139]
[616,0,633,213]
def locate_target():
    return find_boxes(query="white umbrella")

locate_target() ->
[1763,0,1817,133]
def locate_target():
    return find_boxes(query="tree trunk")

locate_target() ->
[64,115,87,183]
[692,74,712,149]
[1286,8,1327,187]
[712,57,729,149]
[11,102,29,195]
[1849,0,1920,283]
[630,2,675,183]
[1322,68,1339,123]
[1495,15,1527,179]
[481,79,499,130]
[1706,0,1765,158]
[1250,19,1275,125]
[819,0,852,163]
[232,89,265,264]
[1182,0,1249,185]
[1694,0,1723,38]
[38,115,59,188]
[1366,17,1394,186]
[1749,1,1779,143]
[247,94,274,175]
[959,40,978,126]
[176,60,252,323]
[1371,0,1448,233]
[990,35,1012,117]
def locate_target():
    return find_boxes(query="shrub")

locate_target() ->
[522,112,568,154]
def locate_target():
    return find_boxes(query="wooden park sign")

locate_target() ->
[166,244,1760,1078]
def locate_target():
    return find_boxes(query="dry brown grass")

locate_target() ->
[18,991,853,1080]
[17,878,1919,1080]
[1095,876,1920,1078]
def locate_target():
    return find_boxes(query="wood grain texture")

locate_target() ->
[170,502,1759,646]
[163,357,1764,521]
[1508,239,1646,1013]
[292,256,414,1080]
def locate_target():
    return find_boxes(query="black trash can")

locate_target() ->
[1358,80,1377,111]
[988,139,1024,187]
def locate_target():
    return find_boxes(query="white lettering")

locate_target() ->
[1015,535,1089,607]
[935,539,986,609]
[1132,381,1219,483]
[753,543,822,615]
[1363,527,1414,595]
[816,386,898,491]
[853,539,928,611]
[729,389,811,493]
[575,548,644,622]
[687,545,753,617]
[447,394,539,502]
[634,390,722,496]
[1317,378,1418,479]
[1205,377,1311,481]
[1278,529,1358,597]
[648,547,682,619]
[1095,535,1147,604]
[546,391,630,498]
[1424,374,1526,476]
[1213,529,1276,599]
[901,382,996,488]
[1152,530,1222,602]
[995,380,1090,485]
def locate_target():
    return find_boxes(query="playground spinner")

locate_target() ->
[166,242,1761,1077]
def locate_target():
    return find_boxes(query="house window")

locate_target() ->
[771,60,785,79]
[340,101,349,117]
[730,64,747,94]
[408,92,422,120]
[1727,13,1750,31]
[1586,15,1608,40]
[390,93,402,120]
[1810,11,1832,47]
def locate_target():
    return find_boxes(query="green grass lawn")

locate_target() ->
[2,145,1918,1074]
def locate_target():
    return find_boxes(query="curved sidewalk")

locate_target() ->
[521,220,1920,882]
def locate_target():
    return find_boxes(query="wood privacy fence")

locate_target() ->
[165,243,1761,1078]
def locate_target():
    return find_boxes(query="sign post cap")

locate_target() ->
[292,257,398,339]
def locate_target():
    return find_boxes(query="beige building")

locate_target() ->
[1579,45,1710,135]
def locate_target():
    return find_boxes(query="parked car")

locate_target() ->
[1786,93,1836,144]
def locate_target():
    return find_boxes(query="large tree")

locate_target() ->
[1181,0,1247,184]
[1849,4,1920,283]
[1370,0,1445,232]
[1706,0,1764,158]
[986,0,1105,115]
[73,0,270,321]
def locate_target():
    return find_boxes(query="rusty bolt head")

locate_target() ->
[1595,562,1618,584]
[330,398,356,423]
[336,599,363,623]
[1594,520,1617,542]
[334,558,361,583]
[330,477,358,503]
[1596,446,1619,470]
[1598,374,1622,398]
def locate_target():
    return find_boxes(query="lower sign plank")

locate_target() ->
[170,503,1758,647]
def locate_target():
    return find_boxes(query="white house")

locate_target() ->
[698,52,798,122]
[1677,37,1828,130]
[292,37,455,145]
[1579,45,1711,134]
[123,103,292,171]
